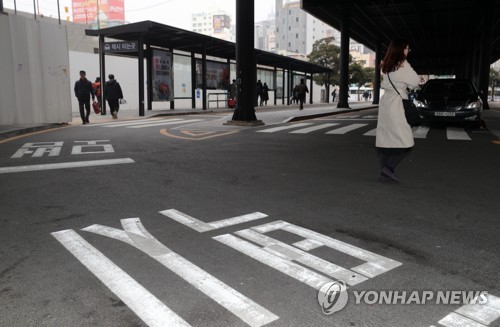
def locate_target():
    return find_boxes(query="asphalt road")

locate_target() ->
[1,109,499,327]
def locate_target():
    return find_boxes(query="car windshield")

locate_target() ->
[422,81,474,96]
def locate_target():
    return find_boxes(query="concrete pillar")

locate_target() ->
[337,4,351,109]
[231,0,258,122]
[373,38,381,105]
[479,0,493,109]
[138,34,145,116]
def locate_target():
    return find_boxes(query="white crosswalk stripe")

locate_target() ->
[93,118,202,129]
[254,122,478,141]
[326,123,368,134]
[446,127,472,140]
[412,126,431,138]
[256,123,313,133]
[289,123,339,134]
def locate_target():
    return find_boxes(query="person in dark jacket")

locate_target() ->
[296,79,309,110]
[74,70,95,124]
[104,74,124,119]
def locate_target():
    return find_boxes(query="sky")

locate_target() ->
[3,0,276,30]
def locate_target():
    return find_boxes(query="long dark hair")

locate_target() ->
[380,38,409,73]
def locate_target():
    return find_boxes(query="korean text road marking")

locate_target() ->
[51,230,191,327]
[11,142,63,158]
[80,218,278,327]
[71,140,114,154]
[162,210,401,287]
[159,209,268,232]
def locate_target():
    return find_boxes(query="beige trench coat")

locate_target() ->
[376,60,420,148]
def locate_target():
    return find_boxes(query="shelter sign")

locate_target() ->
[103,41,138,53]
[152,49,173,101]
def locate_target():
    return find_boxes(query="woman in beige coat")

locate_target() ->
[376,39,420,183]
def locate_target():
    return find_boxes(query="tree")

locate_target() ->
[348,63,375,101]
[308,37,344,90]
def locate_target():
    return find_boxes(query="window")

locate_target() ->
[296,17,298,22]
[296,34,298,38]
[289,10,291,15]
[288,26,291,31]
[276,27,279,32]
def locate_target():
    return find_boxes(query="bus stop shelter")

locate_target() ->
[85,20,333,116]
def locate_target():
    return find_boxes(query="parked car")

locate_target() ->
[414,79,482,128]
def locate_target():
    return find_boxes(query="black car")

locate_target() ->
[414,79,482,128]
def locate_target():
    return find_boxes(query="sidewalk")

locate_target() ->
[0,102,377,140]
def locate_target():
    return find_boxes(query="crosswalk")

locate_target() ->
[256,122,478,141]
[90,118,203,129]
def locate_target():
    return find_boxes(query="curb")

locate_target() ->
[0,123,68,141]
[288,106,378,122]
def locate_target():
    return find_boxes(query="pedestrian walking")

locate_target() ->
[74,70,95,124]
[363,90,370,102]
[256,80,263,106]
[376,38,420,183]
[331,89,337,102]
[229,79,237,99]
[104,74,123,119]
[261,83,269,106]
[296,79,309,110]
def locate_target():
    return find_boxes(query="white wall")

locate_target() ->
[0,14,72,124]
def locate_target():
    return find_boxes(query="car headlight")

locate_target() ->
[466,100,482,110]
[414,100,427,108]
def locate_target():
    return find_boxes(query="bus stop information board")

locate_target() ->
[103,41,138,53]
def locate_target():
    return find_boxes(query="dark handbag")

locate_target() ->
[387,74,421,127]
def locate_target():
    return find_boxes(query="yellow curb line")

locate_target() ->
[0,125,74,144]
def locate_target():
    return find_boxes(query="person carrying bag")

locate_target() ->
[375,38,420,183]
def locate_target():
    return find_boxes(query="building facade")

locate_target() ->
[274,0,336,57]
[192,10,233,41]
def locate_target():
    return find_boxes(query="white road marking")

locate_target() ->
[71,140,114,155]
[51,230,191,327]
[159,209,268,232]
[325,123,368,134]
[363,128,377,136]
[447,127,472,140]
[82,219,278,327]
[100,118,170,127]
[256,123,312,133]
[292,239,323,251]
[289,123,339,134]
[250,220,401,278]
[234,229,368,286]
[433,293,500,327]
[213,233,333,290]
[127,119,203,128]
[438,312,487,327]
[455,294,500,325]
[412,126,431,139]
[0,158,134,174]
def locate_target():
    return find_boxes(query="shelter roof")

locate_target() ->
[302,0,500,75]
[85,20,333,74]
